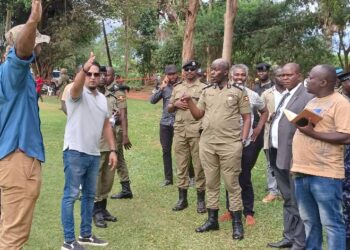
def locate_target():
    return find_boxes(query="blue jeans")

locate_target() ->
[61,150,100,242]
[294,175,345,250]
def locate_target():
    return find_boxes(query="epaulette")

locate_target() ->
[173,80,182,87]
[203,84,214,90]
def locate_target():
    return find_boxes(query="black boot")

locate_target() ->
[347,238,350,250]
[195,208,219,232]
[231,210,244,240]
[101,199,118,222]
[172,188,188,211]
[197,190,207,214]
[111,181,133,199]
[93,201,107,228]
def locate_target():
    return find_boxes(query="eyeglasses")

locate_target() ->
[184,66,197,72]
[86,72,101,77]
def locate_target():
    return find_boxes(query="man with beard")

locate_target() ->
[182,58,251,240]
[61,56,117,249]
[150,65,179,186]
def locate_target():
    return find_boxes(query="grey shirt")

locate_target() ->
[150,85,175,126]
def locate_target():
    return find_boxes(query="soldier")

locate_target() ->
[183,58,251,240]
[253,62,275,96]
[110,72,133,200]
[168,60,207,213]
[93,66,119,228]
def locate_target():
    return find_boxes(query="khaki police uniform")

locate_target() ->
[169,79,206,191]
[96,86,119,202]
[197,83,250,211]
[114,90,130,182]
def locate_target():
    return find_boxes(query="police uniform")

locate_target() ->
[110,88,133,199]
[94,84,120,227]
[169,78,207,212]
[197,83,250,212]
[253,63,274,96]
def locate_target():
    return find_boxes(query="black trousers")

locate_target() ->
[160,124,174,182]
[226,131,263,216]
[269,148,305,249]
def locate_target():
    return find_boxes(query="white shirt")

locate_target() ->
[63,86,109,155]
[270,83,302,148]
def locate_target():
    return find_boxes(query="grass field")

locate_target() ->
[24,96,285,250]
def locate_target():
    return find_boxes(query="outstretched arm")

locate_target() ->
[16,0,42,59]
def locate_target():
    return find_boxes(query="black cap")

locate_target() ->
[256,62,271,71]
[337,71,350,82]
[182,60,199,69]
[165,64,177,74]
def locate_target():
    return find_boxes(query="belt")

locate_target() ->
[292,172,311,178]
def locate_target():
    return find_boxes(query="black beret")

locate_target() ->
[337,71,350,82]
[182,60,199,69]
[165,64,177,74]
[256,62,271,71]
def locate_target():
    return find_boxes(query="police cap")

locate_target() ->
[337,71,350,82]
[182,60,200,70]
[164,64,177,74]
[256,62,271,71]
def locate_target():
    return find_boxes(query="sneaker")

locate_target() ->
[78,235,108,247]
[61,240,86,250]
[246,215,256,226]
[262,194,282,203]
[219,211,232,222]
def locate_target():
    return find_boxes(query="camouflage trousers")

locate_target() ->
[343,145,350,239]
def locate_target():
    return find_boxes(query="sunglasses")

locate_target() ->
[86,72,101,77]
[184,66,197,72]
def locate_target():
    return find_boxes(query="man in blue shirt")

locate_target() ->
[0,0,50,248]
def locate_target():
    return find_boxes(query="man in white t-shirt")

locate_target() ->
[60,55,117,250]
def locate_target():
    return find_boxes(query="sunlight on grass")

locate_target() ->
[24,96,284,250]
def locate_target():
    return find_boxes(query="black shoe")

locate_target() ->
[231,211,244,240]
[196,190,207,214]
[347,238,350,250]
[267,238,293,248]
[111,181,133,199]
[103,209,118,222]
[195,208,219,232]
[161,179,173,187]
[93,212,107,228]
[172,188,188,211]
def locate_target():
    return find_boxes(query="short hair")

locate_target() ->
[230,64,249,76]
[91,61,101,71]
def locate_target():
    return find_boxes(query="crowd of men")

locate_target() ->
[1,1,350,250]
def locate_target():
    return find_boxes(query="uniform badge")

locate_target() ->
[244,96,249,102]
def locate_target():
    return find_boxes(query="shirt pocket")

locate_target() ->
[224,94,238,110]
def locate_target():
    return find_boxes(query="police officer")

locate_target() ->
[253,63,274,96]
[93,66,120,228]
[110,71,133,200]
[168,60,207,213]
[182,58,251,240]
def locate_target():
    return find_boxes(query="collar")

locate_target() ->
[287,82,302,96]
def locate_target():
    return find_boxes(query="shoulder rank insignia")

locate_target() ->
[173,80,182,87]
[203,83,214,90]
[232,83,244,91]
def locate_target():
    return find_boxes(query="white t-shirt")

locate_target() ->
[63,86,108,155]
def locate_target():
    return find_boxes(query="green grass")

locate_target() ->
[24,96,284,250]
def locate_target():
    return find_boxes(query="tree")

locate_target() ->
[222,0,238,63]
[182,0,199,63]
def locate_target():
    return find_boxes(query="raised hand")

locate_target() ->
[83,52,96,72]
[28,0,42,24]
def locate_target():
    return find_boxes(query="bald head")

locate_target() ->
[313,64,337,85]
[281,63,302,90]
[210,58,230,85]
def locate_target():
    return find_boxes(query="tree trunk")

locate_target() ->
[222,0,238,63]
[5,8,12,32]
[124,16,129,78]
[181,0,199,64]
